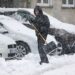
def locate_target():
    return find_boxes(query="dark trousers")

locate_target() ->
[37,33,49,63]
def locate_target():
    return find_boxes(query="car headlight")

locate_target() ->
[8,44,16,53]
[8,44,16,48]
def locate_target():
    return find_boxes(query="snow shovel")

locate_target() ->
[32,24,62,55]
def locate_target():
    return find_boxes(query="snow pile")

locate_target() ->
[43,64,75,75]
[44,12,75,34]
[0,8,75,75]
[0,53,75,75]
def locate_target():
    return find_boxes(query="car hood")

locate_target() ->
[0,15,37,39]
[0,33,16,45]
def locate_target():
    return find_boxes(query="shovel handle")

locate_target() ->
[32,24,47,44]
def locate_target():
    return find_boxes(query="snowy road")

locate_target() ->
[0,53,75,75]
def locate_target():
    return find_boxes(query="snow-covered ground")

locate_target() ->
[0,8,75,75]
[0,53,75,75]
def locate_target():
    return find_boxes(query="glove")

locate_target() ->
[29,18,33,23]
[29,17,35,24]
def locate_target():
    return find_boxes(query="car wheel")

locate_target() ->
[15,41,31,59]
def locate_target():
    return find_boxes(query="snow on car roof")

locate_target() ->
[0,8,33,14]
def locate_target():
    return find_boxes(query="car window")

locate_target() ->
[17,10,35,21]
[0,23,8,34]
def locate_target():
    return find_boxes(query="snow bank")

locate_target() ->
[0,53,75,75]
[43,64,75,75]
[0,8,75,75]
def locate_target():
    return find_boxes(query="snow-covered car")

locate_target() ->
[0,8,36,29]
[0,15,59,58]
[0,15,32,59]
[0,8,75,32]
[0,33,16,59]
[0,8,33,24]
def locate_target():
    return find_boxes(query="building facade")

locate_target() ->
[0,0,75,25]
[30,0,75,25]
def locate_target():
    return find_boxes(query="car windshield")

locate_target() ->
[17,10,35,21]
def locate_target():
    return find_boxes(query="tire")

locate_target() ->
[15,41,31,59]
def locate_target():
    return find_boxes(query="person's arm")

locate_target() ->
[40,15,50,33]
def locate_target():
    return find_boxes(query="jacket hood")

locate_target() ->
[34,6,43,15]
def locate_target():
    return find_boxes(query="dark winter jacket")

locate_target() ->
[30,14,50,35]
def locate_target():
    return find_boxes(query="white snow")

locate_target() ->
[0,8,75,75]
[0,15,36,39]
[0,34,15,45]
[44,12,75,34]
[0,54,75,75]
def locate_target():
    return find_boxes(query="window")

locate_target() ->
[68,0,73,4]
[37,0,41,3]
[62,0,66,4]
[37,0,52,6]
[43,0,48,3]
[0,0,13,7]
[62,0,74,7]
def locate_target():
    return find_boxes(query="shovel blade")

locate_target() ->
[43,41,57,54]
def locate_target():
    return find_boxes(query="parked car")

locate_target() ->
[0,33,16,59]
[0,15,60,58]
[0,15,33,59]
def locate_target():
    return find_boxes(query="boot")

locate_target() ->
[39,60,49,65]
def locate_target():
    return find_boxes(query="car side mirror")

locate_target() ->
[2,31,8,34]
[0,27,8,34]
